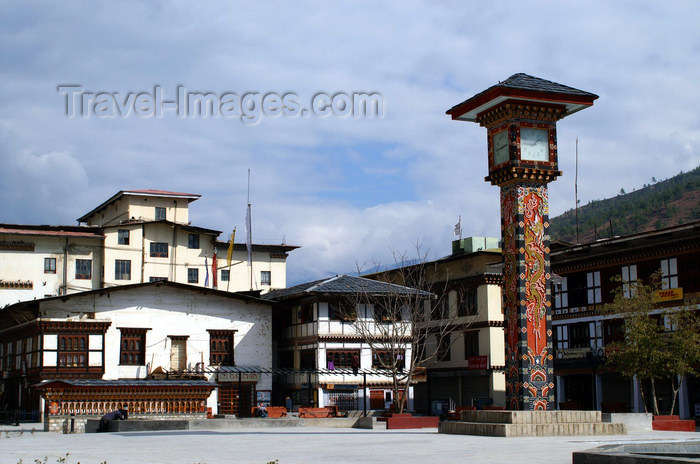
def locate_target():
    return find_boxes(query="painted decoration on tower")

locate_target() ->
[501,182,554,410]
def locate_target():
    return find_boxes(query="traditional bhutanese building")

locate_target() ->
[0,280,273,431]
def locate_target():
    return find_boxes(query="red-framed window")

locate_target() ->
[209,330,236,366]
[58,334,88,367]
[120,328,147,365]
[326,349,360,369]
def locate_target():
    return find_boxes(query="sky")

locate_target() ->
[2,1,699,286]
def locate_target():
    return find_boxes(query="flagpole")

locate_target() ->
[247,169,253,291]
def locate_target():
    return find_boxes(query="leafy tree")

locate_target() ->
[604,272,700,415]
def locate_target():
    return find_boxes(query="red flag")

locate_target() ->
[212,249,218,289]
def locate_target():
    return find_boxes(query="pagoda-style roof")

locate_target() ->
[263,274,432,301]
[447,73,598,122]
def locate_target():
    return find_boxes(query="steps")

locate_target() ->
[652,415,696,432]
[439,410,626,437]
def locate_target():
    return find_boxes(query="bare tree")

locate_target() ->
[346,246,473,414]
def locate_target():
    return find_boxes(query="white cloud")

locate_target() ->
[2,0,700,283]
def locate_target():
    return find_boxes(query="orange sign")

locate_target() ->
[653,288,683,303]
[49,401,59,415]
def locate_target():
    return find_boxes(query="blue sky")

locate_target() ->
[2,1,700,285]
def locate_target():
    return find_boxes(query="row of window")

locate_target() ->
[2,330,237,370]
[42,257,271,285]
[117,230,201,250]
[552,258,680,313]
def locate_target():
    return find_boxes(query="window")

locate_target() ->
[118,229,130,245]
[621,265,637,298]
[299,349,316,369]
[119,329,146,365]
[603,319,624,345]
[220,270,230,282]
[458,289,478,317]
[115,260,131,280]
[209,330,235,366]
[44,257,56,274]
[431,297,448,320]
[299,303,313,323]
[373,301,397,322]
[155,207,166,220]
[555,325,569,351]
[329,300,355,321]
[187,268,199,283]
[569,322,590,349]
[437,334,451,362]
[464,331,479,358]
[327,350,360,369]
[586,271,601,305]
[58,334,87,367]
[553,277,568,312]
[188,234,199,249]
[260,270,271,285]
[150,242,168,258]
[75,259,92,280]
[372,350,405,370]
[660,258,678,289]
[149,277,167,282]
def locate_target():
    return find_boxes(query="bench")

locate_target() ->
[445,406,476,421]
[298,406,338,418]
[251,406,288,418]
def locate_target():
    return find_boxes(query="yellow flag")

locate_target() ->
[226,228,236,267]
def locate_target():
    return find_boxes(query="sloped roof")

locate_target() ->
[263,274,432,301]
[78,189,201,222]
[447,73,598,122]
[35,379,215,390]
[0,224,104,239]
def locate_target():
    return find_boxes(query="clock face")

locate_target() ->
[492,130,509,166]
[520,127,550,162]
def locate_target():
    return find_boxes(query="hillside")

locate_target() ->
[549,166,700,244]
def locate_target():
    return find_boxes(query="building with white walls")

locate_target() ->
[0,189,297,307]
[0,280,273,421]
[365,237,506,413]
[265,275,427,412]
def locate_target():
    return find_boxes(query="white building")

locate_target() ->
[0,189,297,307]
[266,275,425,412]
[0,280,273,421]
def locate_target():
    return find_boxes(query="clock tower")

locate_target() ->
[447,74,597,410]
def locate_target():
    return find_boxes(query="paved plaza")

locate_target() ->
[0,423,698,464]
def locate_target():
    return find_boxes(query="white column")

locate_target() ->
[556,376,565,408]
[632,375,643,413]
[595,374,603,411]
[678,376,689,419]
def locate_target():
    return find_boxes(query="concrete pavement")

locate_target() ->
[0,423,697,464]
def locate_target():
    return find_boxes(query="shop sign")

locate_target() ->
[326,384,357,390]
[217,372,261,382]
[653,288,683,303]
[558,348,591,359]
[468,355,488,370]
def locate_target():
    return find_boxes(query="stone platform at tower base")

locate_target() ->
[439,410,626,437]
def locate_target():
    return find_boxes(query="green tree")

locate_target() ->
[603,272,700,415]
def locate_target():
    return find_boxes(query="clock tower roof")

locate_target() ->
[447,73,598,122]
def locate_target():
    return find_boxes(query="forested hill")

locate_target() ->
[549,166,700,244]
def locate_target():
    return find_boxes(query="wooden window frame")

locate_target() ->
[260,270,271,286]
[463,330,479,358]
[155,207,166,220]
[187,268,199,283]
[58,334,88,368]
[188,234,200,249]
[208,330,236,366]
[327,349,360,369]
[371,349,405,370]
[119,328,147,365]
